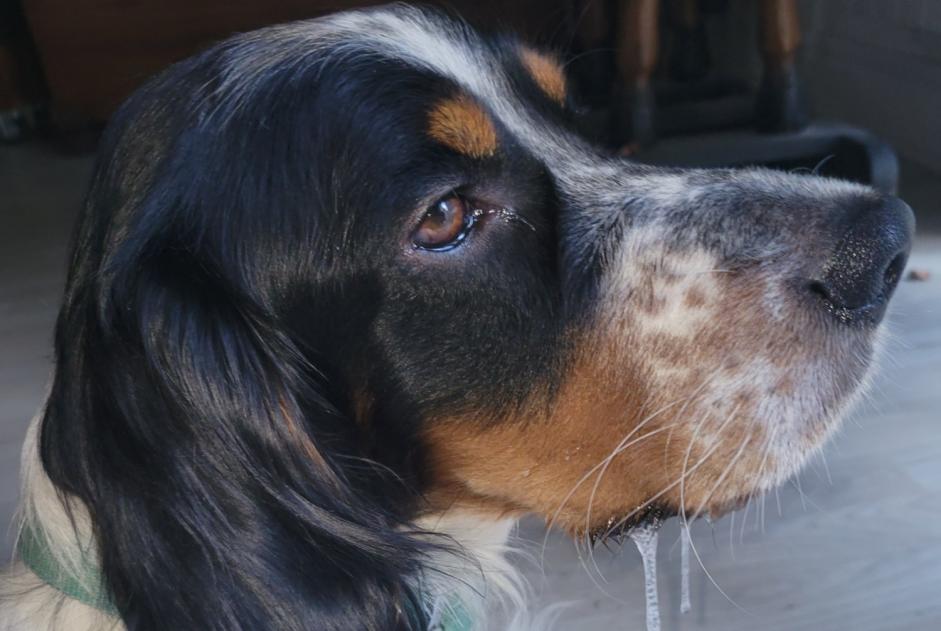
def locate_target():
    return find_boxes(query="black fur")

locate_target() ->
[39,8,571,631]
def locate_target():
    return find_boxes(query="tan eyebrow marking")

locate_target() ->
[519,48,567,105]
[427,94,499,158]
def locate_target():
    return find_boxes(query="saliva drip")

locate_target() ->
[680,527,691,614]
[629,521,662,631]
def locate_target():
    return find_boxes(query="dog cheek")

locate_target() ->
[417,346,665,531]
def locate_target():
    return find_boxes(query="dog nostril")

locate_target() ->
[811,197,914,323]
[807,279,831,301]
[882,250,906,297]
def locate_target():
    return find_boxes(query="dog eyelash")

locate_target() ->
[470,205,536,232]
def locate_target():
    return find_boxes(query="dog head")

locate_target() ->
[37,5,913,629]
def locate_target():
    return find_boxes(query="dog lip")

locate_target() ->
[702,494,751,521]
[588,504,676,545]
[588,496,750,546]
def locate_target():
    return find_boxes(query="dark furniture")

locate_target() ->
[8,0,898,190]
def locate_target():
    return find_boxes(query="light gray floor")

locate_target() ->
[1,141,940,630]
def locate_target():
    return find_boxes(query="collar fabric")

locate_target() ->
[17,524,118,616]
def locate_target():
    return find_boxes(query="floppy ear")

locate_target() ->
[39,240,437,630]
[36,99,436,629]
[39,242,435,631]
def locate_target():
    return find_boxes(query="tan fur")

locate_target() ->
[422,332,771,536]
[427,94,499,158]
[684,287,707,308]
[278,396,339,487]
[351,387,375,428]
[519,49,567,105]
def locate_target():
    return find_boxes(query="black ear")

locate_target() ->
[37,89,437,631]
[40,241,435,630]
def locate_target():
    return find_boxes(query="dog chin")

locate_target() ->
[604,333,881,541]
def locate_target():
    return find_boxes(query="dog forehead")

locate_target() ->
[214,6,589,169]
[216,8,495,109]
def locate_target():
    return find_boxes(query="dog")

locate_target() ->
[0,4,914,630]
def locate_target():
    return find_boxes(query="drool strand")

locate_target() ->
[629,518,663,631]
[680,527,691,614]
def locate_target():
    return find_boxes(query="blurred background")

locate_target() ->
[1,1,939,629]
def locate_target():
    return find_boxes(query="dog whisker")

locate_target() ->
[542,387,704,550]
[689,429,754,524]
[677,405,756,617]
[599,406,740,542]
[582,422,679,579]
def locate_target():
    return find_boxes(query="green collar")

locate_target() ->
[17,524,118,616]
[19,525,473,630]
[428,599,474,631]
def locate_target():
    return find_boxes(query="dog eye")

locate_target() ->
[413,194,472,250]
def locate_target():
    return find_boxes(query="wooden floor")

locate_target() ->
[2,142,939,630]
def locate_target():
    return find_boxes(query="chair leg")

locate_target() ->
[756,0,807,132]
[614,0,660,148]
[667,0,710,82]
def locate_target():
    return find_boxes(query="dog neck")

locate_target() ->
[2,415,528,631]
[413,510,528,630]
[1,416,116,631]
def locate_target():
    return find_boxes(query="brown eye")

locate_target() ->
[413,195,472,250]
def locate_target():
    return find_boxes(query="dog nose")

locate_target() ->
[809,197,914,324]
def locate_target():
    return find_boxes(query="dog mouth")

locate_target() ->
[587,505,674,547]
[586,481,761,549]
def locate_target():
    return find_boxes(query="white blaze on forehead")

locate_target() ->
[324,10,578,162]
[217,6,877,214]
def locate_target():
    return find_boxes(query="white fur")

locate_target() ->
[415,511,525,630]
[0,564,117,631]
[1,415,119,631]
[598,180,884,497]
[414,510,570,631]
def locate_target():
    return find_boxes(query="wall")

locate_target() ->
[798,0,941,172]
